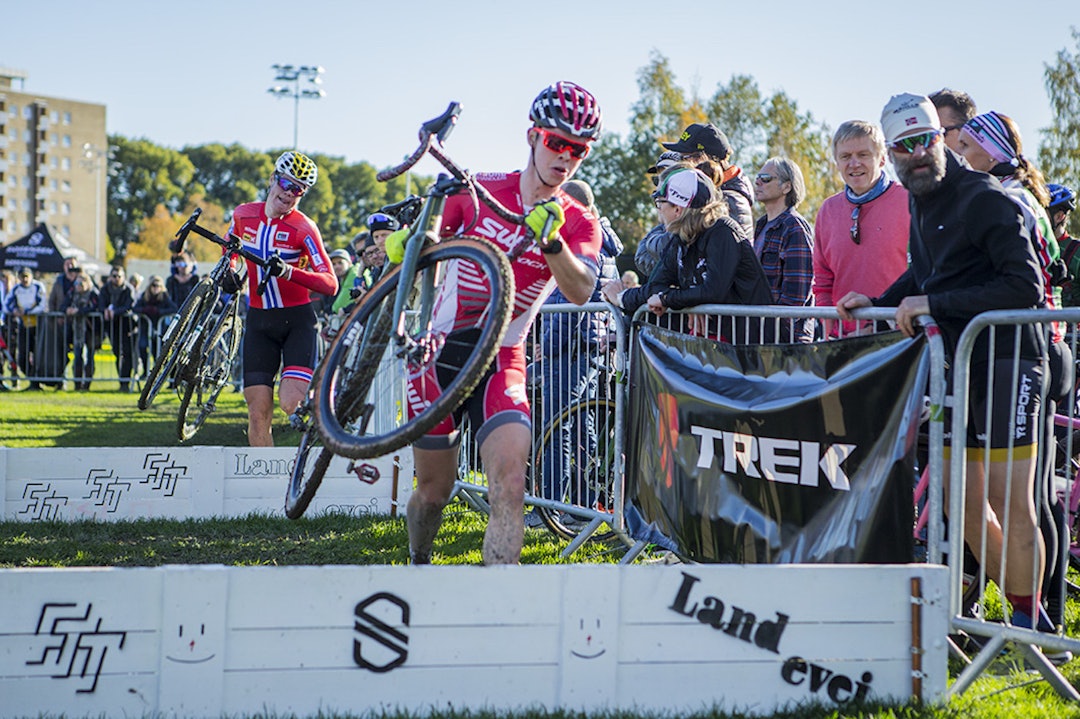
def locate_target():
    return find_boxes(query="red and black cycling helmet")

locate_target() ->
[529,81,602,141]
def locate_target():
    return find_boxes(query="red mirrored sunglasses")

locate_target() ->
[535,128,591,159]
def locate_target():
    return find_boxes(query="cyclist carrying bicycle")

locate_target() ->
[402,81,605,565]
[227,151,338,446]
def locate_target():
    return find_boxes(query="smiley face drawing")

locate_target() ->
[165,623,215,664]
[570,616,607,660]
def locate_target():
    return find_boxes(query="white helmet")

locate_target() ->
[274,151,318,187]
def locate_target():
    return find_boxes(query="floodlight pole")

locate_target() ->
[81,143,106,261]
[268,64,326,149]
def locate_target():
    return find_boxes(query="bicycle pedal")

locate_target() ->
[288,412,309,431]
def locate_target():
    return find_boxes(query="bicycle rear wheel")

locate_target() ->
[138,281,215,410]
[177,304,242,441]
[314,237,513,460]
[285,416,332,519]
[531,397,618,543]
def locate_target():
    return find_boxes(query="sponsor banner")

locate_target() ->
[0,564,948,716]
[1,447,411,521]
[628,324,928,563]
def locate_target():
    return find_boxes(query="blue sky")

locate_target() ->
[7,1,1077,178]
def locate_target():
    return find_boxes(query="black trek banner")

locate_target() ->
[627,323,928,564]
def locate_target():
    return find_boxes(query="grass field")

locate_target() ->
[2,387,1080,718]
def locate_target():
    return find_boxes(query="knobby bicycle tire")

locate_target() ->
[286,322,371,518]
[138,280,216,410]
[532,397,618,543]
[314,236,513,460]
[284,426,333,519]
[177,304,242,441]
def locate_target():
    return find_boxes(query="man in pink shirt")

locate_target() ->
[813,120,911,335]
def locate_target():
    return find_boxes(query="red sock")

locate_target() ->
[1005,592,1039,617]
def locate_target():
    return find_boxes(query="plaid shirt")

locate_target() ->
[753,207,813,306]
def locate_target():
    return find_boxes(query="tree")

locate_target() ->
[584,55,839,261]
[182,143,274,212]
[1040,26,1080,238]
[107,136,195,262]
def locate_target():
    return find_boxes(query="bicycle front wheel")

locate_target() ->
[177,304,243,441]
[531,398,618,543]
[138,281,215,410]
[314,237,513,460]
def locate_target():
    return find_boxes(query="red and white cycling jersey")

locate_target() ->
[227,202,337,309]
[437,171,602,347]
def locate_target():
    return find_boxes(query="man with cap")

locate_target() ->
[662,122,755,239]
[315,248,354,318]
[634,151,683,280]
[838,92,1053,638]
[812,119,910,336]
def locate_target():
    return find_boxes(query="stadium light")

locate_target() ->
[268,64,326,149]
[80,143,107,261]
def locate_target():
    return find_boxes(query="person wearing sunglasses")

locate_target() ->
[839,92,1055,641]
[929,88,977,153]
[660,123,755,241]
[956,110,1073,645]
[752,157,814,342]
[405,81,604,566]
[225,150,338,446]
[812,119,911,338]
[602,166,773,343]
[633,151,684,282]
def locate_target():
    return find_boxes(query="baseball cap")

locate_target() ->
[662,123,732,161]
[881,93,941,145]
[646,151,682,175]
[328,249,352,262]
[652,167,716,209]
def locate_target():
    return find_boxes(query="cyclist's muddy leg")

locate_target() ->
[408,446,458,564]
[479,422,531,565]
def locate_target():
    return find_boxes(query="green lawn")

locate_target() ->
[3,388,1080,718]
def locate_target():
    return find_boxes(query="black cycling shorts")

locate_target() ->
[243,304,318,388]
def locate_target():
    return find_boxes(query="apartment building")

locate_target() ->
[0,66,108,260]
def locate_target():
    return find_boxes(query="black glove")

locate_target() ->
[266,254,291,279]
[220,269,245,294]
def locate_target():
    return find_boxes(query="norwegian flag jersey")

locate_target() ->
[227,202,337,309]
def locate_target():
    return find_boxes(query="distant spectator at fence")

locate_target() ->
[167,250,199,308]
[929,88,977,153]
[813,120,910,337]
[1050,184,1079,306]
[5,267,47,390]
[316,249,353,318]
[662,122,755,239]
[621,270,639,288]
[603,166,773,342]
[134,275,178,378]
[101,265,137,393]
[635,151,682,280]
[62,271,100,391]
[40,256,82,388]
[753,156,814,341]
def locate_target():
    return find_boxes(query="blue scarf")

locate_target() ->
[845,173,891,206]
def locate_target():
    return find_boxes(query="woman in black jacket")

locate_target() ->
[602,166,773,342]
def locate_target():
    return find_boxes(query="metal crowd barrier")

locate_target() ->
[0,311,248,391]
[945,308,1080,699]
[451,301,628,556]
